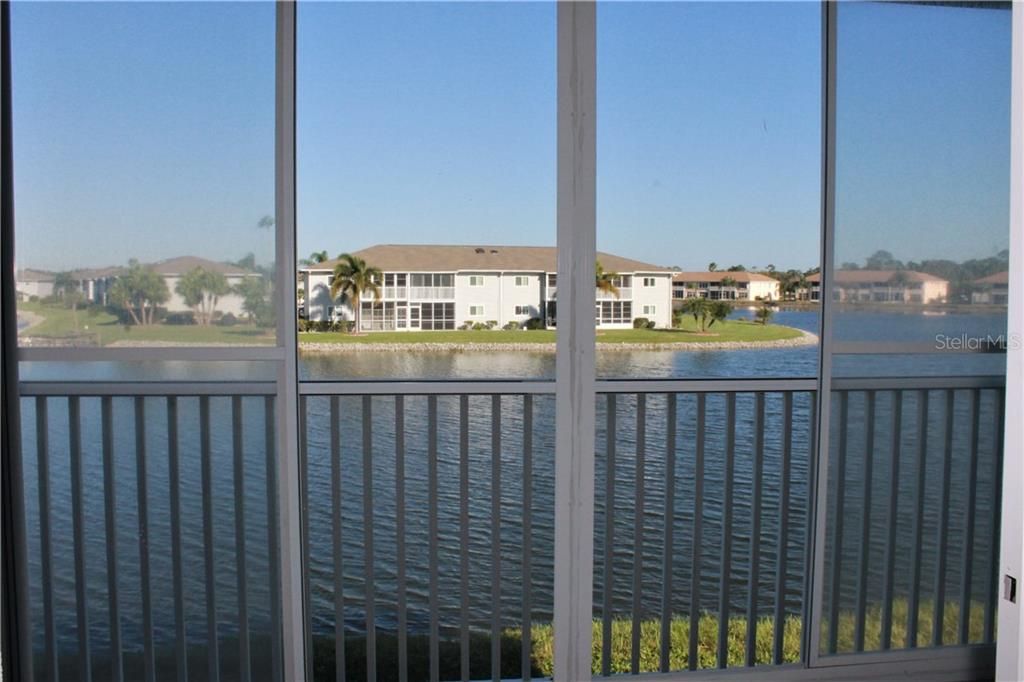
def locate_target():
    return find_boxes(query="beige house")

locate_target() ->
[972,271,1009,305]
[301,244,674,330]
[806,270,949,304]
[672,271,780,302]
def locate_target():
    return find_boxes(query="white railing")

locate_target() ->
[597,287,631,300]
[409,287,456,300]
[383,286,407,299]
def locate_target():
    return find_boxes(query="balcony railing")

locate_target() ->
[408,287,455,300]
[383,287,408,299]
[597,287,631,300]
[14,374,1005,680]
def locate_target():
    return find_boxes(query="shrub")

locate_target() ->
[164,311,196,325]
[502,321,521,331]
[218,313,238,326]
[633,317,651,329]
[459,321,473,331]
[525,317,545,330]
[485,320,498,330]
[472,322,488,331]
[297,318,310,332]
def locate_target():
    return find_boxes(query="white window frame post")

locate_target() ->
[553,1,597,680]
[997,3,1023,681]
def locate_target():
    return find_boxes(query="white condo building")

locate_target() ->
[301,244,674,330]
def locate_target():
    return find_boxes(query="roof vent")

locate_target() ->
[475,248,485,254]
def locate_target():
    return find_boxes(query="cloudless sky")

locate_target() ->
[10,2,1011,273]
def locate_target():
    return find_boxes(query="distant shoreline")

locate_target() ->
[299,329,818,354]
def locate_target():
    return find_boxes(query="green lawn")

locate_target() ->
[299,317,805,345]
[18,301,274,345]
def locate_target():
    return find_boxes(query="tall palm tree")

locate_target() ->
[330,253,382,333]
[595,261,620,299]
[682,296,711,332]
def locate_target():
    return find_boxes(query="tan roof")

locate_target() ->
[16,268,54,282]
[147,256,255,277]
[70,266,124,279]
[805,270,947,284]
[975,271,1008,285]
[304,244,670,274]
[672,271,777,284]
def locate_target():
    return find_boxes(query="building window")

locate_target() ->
[469,305,484,316]
[514,305,530,316]
[547,273,557,287]
[514,275,529,287]
[596,301,632,325]
[469,275,484,287]
[421,302,455,330]
[642,304,656,316]
[642,277,656,287]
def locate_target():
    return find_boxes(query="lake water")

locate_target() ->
[17,309,1007,661]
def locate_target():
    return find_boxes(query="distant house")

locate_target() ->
[14,268,55,300]
[972,271,1008,305]
[806,270,949,304]
[671,271,780,302]
[301,244,674,330]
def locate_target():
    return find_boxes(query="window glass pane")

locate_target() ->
[596,1,821,381]
[13,2,277,347]
[298,2,555,380]
[821,2,1011,659]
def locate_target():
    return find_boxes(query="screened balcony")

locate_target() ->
[2,2,1023,682]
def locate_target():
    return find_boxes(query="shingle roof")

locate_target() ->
[303,245,670,274]
[146,256,256,277]
[805,270,947,284]
[975,271,1008,285]
[16,268,54,282]
[671,271,778,284]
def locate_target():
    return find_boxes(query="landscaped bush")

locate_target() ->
[633,317,654,329]
[472,322,488,331]
[502,321,521,330]
[164,311,196,325]
[485,320,498,330]
[459,321,473,331]
[218,312,238,326]
[525,317,545,330]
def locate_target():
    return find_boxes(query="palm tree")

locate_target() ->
[595,261,620,299]
[682,296,711,332]
[330,253,382,333]
[708,262,717,272]
[707,301,732,329]
[300,250,329,267]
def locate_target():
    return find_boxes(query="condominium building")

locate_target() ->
[806,270,949,303]
[301,244,674,330]
[972,271,1009,304]
[671,271,781,302]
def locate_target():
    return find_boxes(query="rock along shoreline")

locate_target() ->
[299,330,819,354]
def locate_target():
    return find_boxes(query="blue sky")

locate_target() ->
[11,2,1011,273]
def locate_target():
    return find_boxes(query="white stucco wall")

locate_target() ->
[630,274,673,328]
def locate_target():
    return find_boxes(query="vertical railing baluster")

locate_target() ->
[908,390,930,649]
[428,395,440,682]
[746,392,765,667]
[689,394,705,671]
[395,396,406,682]
[985,389,1004,644]
[232,397,250,682]
[773,392,793,665]
[800,395,817,662]
[362,395,377,682]
[631,394,646,675]
[934,390,955,646]
[69,396,92,682]
[522,394,534,682]
[827,391,848,654]
[136,397,156,682]
[602,394,616,677]
[102,396,123,682]
[960,389,981,645]
[200,396,219,681]
[718,393,736,669]
[854,390,875,652]
[330,396,346,682]
[264,396,282,682]
[660,393,676,674]
[35,397,57,682]
[880,390,902,650]
[459,395,470,682]
[299,395,312,682]
[168,397,188,682]
[491,394,502,682]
